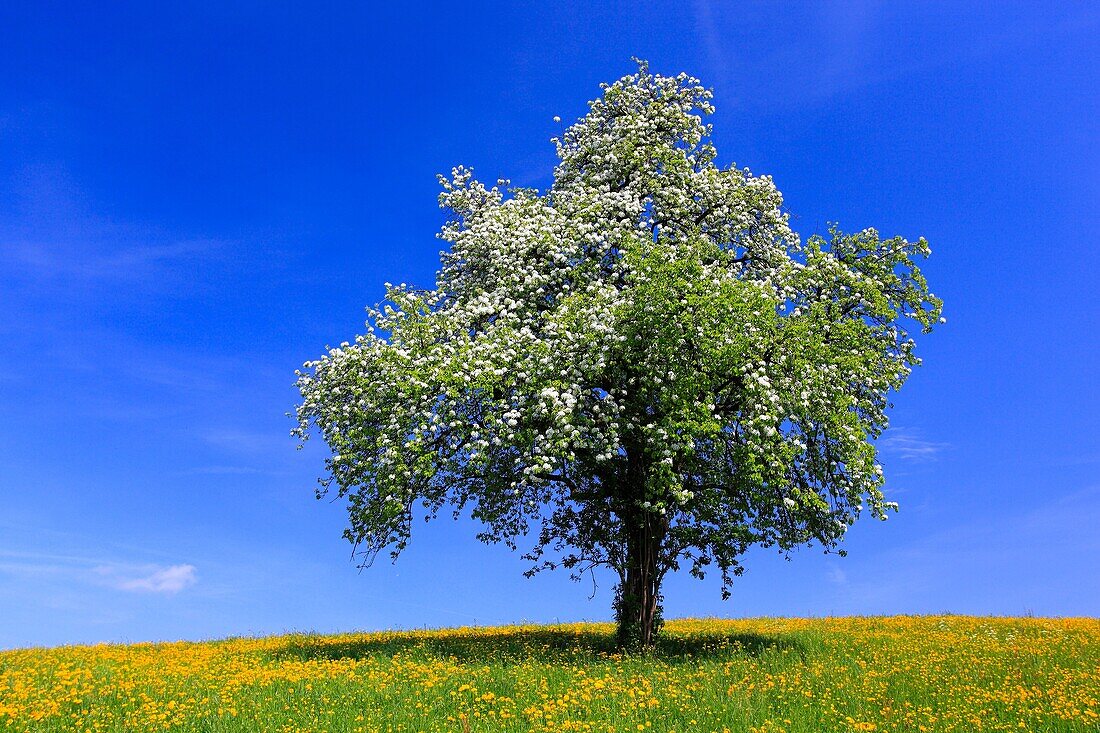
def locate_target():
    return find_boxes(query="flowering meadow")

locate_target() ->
[1,616,1098,732]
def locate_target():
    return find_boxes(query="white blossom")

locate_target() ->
[294,60,943,617]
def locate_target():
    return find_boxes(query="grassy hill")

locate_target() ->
[1,616,1097,732]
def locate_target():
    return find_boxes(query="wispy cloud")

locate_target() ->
[880,430,949,461]
[689,4,1100,114]
[3,238,218,283]
[694,0,732,94]
[185,465,268,476]
[828,485,1100,615]
[3,161,208,259]
[0,550,198,596]
[826,564,848,585]
[203,428,292,455]
[96,564,198,595]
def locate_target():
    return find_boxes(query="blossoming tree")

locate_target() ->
[295,61,942,648]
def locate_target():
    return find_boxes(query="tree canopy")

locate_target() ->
[294,61,942,647]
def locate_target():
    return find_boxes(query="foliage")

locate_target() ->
[294,61,942,644]
[3,617,1099,732]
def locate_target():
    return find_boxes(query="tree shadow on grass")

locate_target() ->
[269,627,803,665]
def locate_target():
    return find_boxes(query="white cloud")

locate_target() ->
[203,428,290,454]
[98,564,198,595]
[880,430,949,460]
[4,239,217,283]
[826,564,848,585]
[185,465,267,475]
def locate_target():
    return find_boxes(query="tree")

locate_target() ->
[294,61,942,648]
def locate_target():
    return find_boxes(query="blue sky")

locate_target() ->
[1,2,1098,649]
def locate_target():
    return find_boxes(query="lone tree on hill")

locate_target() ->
[295,61,943,648]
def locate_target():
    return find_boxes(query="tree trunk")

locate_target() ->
[615,512,666,648]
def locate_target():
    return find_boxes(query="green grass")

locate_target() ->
[1,616,1098,732]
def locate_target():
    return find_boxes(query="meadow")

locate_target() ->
[1,616,1097,733]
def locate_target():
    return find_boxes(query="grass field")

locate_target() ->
[1,616,1098,732]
